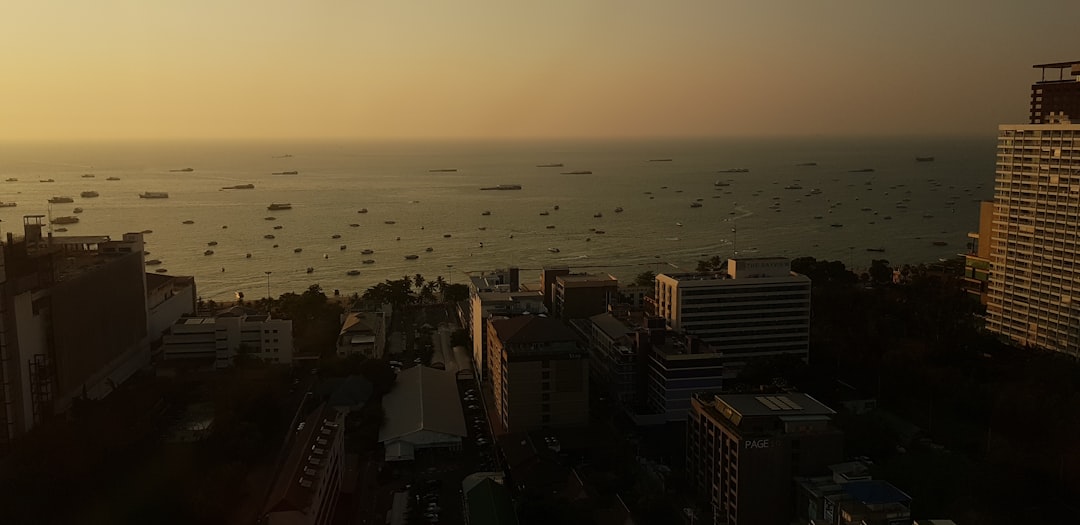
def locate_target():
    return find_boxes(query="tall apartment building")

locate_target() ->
[161,310,293,367]
[687,391,843,525]
[487,315,588,433]
[985,60,1080,356]
[467,268,545,381]
[655,257,811,372]
[1,218,151,446]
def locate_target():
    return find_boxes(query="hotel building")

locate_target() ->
[687,391,843,525]
[0,218,152,445]
[487,315,588,433]
[655,257,811,372]
[985,61,1080,356]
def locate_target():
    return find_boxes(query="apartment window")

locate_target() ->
[541,415,550,424]
[541,403,550,412]
[542,382,550,391]
[542,393,550,402]
[541,371,550,380]
[542,359,550,368]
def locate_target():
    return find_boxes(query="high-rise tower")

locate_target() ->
[985,61,1080,355]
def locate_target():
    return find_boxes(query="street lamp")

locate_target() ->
[264,271,272,302]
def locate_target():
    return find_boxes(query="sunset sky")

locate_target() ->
[3,1,1077,141]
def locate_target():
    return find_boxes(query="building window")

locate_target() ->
[542,393,550,402]
[541,403,550,412]
[542,382,550,391]
[542,359,550,368]
[542,371,550,380]
[541,415,550,424]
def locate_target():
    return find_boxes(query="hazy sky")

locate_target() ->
[2,1,1077,141]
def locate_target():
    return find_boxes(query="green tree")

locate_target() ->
[633,270,656,286]
[443,283,469,302]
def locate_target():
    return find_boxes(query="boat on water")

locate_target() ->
[796,162,817,167]
[553,205,559,210]
[306,267,314,274]
[182,220,195,224]
[594,212,603,217]
[139,192,169,199]
[141,229,153,234]
[675,222,683,227]
[106,176,120,181]
[536,163,564,168]
[169,168,194,172]
[546,225,555,229]
[350,223,360,227]
[404,255,419,260]
[207,241,218,246]
[48,196,74,204]
[481,210,491,216]
[204,250,214,256]
[340,244,347,250]
[480,184,522,191]
[849,168,875,173]
[4,178,16,182]
[265,216,277,221]
[690,202,703,208]
[548,248,560,253]
[614,207,624,213]
[81,174,95,178]
[267,203,292,210]
[649,158,673,162]
[0,202,16,208]
[145,259,163,266]
[916,156,935,162]
[443,234,451,238]
[246,253,252,258]
[866,248,886,253]
[714,181,731,187]
[830,224,843,228]
[273,154,293,158]
[429,168,457,173]
[357,208,368,213]
[347,270,361,276]
[264,234,275,239]
[273,225,283,230]
[540,211,549,216]
[51,216,79,225]
[55,228,68,232]
[272,171,299,175]
[561,171,592,175]
[73,207,83,214]
[362,259,375,264]
[40,179,55,183]
[331,234,341,239]
[361,249,374,255]
[222,184,254,190]
[717,168,749,173]
[81,191,99,198]
[155,268,168,273]
[595,230,605,234]
[932,241,948,246]
[784,185,803,190]
[293,248,303,253]
[384,220,396,225]
[426,247,434,252]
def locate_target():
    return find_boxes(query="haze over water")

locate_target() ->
[1,137,993,299]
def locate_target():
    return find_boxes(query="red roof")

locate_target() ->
[490,315,578,344]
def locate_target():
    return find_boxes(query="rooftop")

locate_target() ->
[379,366,466,442]
[491,314,579,345]
[589,312,633,341]
[696,391,836,425]
[841,479,912,506]
[265,405,342,516]
[556,273,618,285]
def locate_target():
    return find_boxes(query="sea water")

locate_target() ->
[0,137,996,300]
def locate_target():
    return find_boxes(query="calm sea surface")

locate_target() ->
[0,138,995,300]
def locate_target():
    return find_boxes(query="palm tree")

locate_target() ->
[434,275,447,293]
[414,273,426,294]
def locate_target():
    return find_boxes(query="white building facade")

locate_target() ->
[655,257,811,369]
[161,313,293,367]
[986,123,1080,356]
